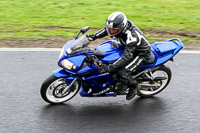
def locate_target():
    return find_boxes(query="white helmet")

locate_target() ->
[106,12,128,36]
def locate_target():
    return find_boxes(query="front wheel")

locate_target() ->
[137,65,171,97]
[40,75,80,104]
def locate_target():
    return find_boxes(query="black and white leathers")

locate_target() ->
[93,20,151,72]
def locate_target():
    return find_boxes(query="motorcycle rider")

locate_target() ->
[88,12,152,100]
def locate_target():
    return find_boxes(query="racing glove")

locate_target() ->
[98,64,116,73]
[98,64,109,73]
[86,34,96,41]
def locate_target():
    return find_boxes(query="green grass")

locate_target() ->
[0,0,199,40]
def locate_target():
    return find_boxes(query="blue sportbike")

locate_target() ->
[40,26,184,104]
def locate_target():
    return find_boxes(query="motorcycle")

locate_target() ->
[40,26,184,104]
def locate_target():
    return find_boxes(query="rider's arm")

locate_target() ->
[89,27,108,41]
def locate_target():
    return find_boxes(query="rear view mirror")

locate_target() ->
[75,26,90,39]
[80,26,90,34]
[93,50,105,58]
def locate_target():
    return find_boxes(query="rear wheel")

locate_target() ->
[137,65,171,97]
[40,75,80,104]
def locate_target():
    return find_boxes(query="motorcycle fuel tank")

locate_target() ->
[95,40,123,64]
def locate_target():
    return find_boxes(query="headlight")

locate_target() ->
[59,59,77,70]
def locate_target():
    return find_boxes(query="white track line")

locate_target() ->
[180,50,200,54]
[0,48,200,53]
[0,48,61,51]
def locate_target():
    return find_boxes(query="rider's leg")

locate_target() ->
[125,56,146,100]
[117,68,130,90]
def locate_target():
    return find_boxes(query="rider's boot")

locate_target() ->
[126,80,138,100]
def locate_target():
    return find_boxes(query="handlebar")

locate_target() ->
[87,55,102,67]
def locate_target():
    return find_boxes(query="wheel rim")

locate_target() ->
[138,70,169,95]
[46,78,79,103]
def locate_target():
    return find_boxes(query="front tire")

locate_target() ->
[40,75,80,104]
[137,65,171,97]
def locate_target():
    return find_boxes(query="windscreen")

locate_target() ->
[69,35,89,51]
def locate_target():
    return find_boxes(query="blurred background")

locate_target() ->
[0,0,199,49]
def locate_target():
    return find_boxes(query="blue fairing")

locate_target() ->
[96,40,123,64]
[68,55,87,69]
[140,38,184,70]
[53,69,69,78]
[79,73,116,97]
[78,65,98,75]
[58,39,89,73]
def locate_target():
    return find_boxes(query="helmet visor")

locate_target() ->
[106,27,119,35]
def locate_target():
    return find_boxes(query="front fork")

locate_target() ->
[53,68,80,93]
[62,77,78,94]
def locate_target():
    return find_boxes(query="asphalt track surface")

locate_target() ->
[0,50,200,133]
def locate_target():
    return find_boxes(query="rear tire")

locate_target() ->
[137,65,171,97]
[40,75,80,104]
